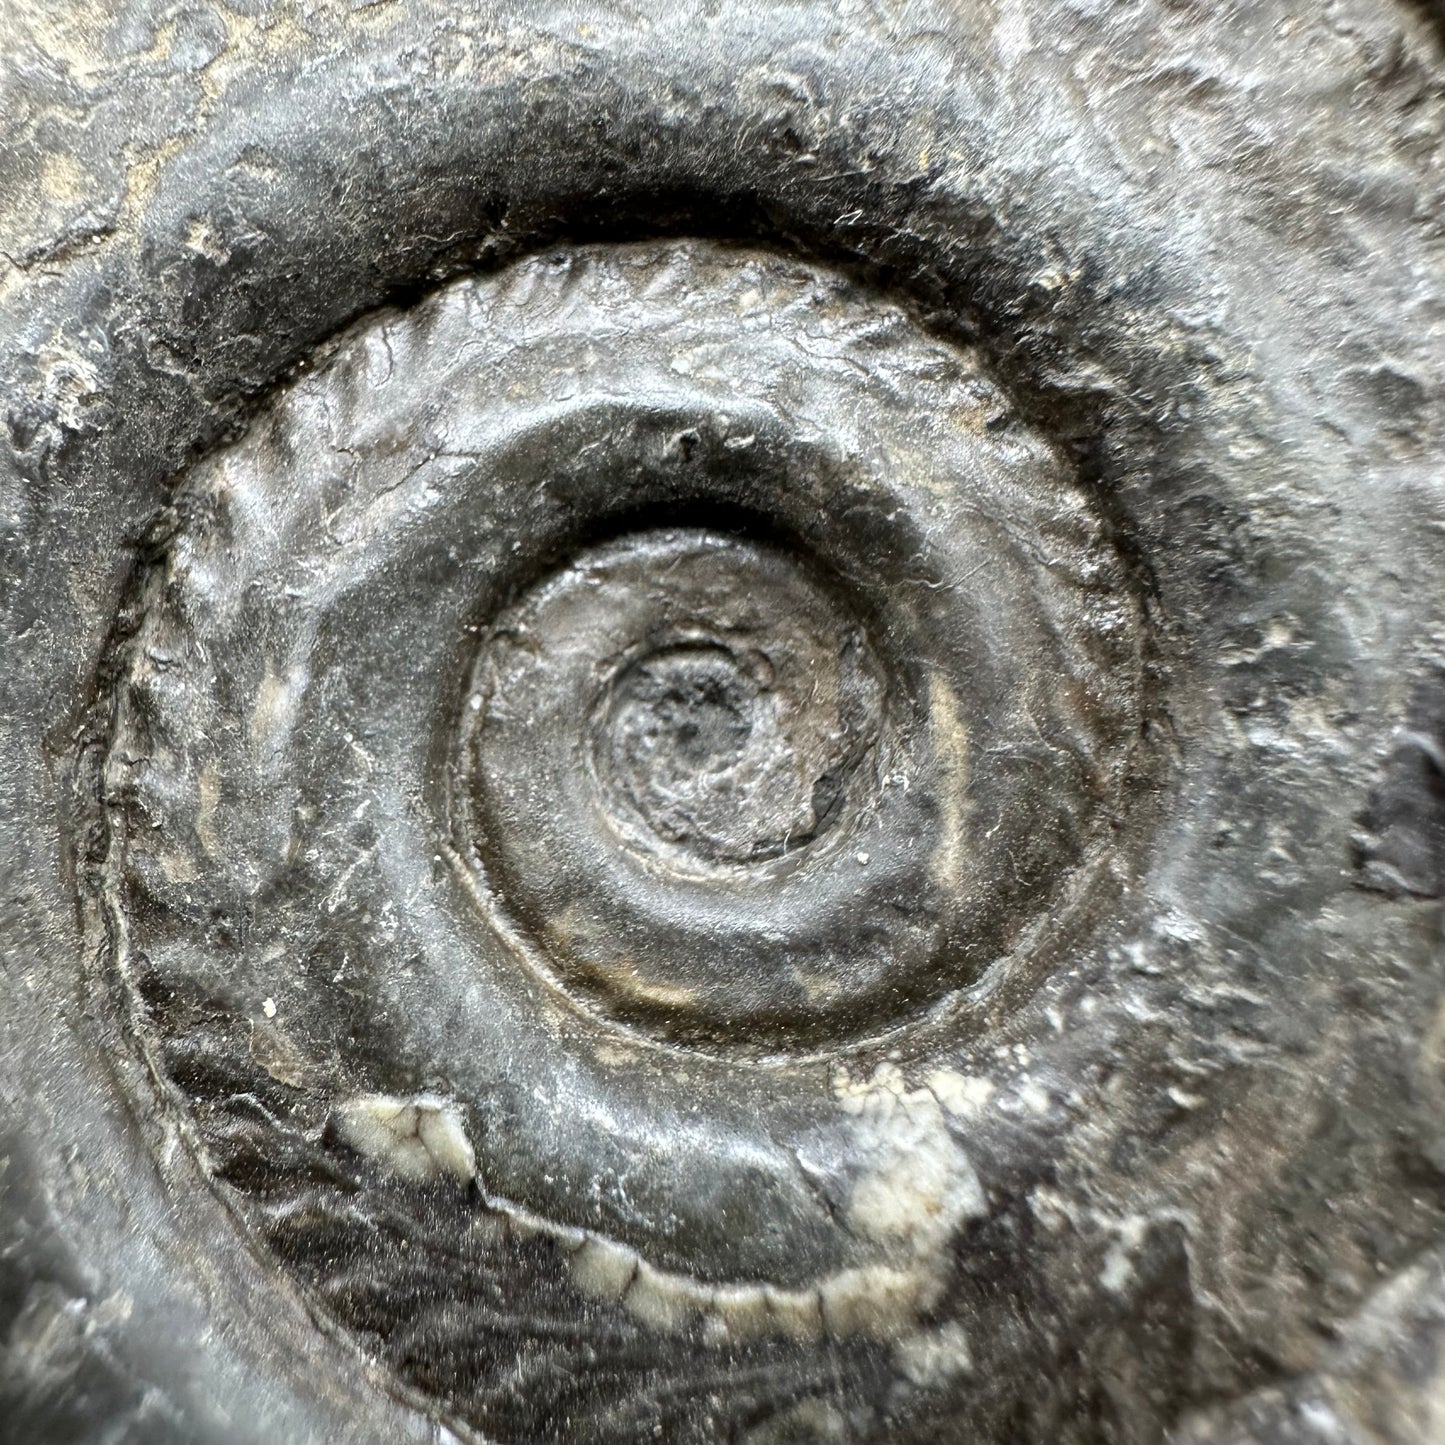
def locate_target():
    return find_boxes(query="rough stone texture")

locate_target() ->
[0,2,1442,1443]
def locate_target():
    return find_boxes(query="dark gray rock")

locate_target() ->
[0,3,1441,1442]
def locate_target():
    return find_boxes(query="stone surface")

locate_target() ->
[0,2,1442,1443]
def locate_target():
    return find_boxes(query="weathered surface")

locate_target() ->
[0,2,1442,1443]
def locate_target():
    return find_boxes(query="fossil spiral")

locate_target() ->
[100,240,1151,1437]
[1,3,1441,1444]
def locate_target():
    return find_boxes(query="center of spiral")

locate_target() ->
[460,524,924,1038]
[544,529,882,875]
[604,639,839,864]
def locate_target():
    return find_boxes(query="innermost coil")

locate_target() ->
[591,539,880,870]
[460,524,920,1042]
[606,642,780,862]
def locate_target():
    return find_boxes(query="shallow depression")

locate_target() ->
[604,634,858,865]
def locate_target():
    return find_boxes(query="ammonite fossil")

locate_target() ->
[1,3,1442,1444]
